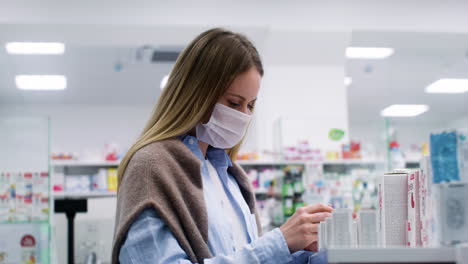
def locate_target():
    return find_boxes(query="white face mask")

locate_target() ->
[196,103,252,149]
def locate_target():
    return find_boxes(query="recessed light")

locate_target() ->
[344,77,352,86]
[346,47,394,59]
[381,104,429,117]
[160,75,169,90]
[425,78,468,94]
[6,42,65,55]
[16,75,67,90]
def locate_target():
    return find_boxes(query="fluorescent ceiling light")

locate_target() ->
[160,75,169,90]
[425,78,468,94]
[6,42,65,54]
[381,104,429,117]
[344,77,352,86]
[16,75,67,90]
[346,47,394,59]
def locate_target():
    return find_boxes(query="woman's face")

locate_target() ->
[218,67,262,115]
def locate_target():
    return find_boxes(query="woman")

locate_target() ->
[112,28,333,264]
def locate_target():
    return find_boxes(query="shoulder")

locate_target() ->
[124,138,201,181]
[129,138,191,167]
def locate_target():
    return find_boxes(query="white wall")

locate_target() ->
[0,104,153,155]
[448,116,468,129]
[256,65,348,152]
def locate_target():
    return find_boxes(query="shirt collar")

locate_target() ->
[179,134,233,168]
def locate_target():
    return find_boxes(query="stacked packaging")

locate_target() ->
[318,129,468,249]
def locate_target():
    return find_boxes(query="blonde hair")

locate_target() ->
[118,28,263,184]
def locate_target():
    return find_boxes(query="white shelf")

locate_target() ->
[327,247,455,263]
[323,160,386,165]
[51,160,120,167]
[237,160,385,166]
[237,160,311,166]
[53,192,117,199]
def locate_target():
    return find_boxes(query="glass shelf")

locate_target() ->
[0,116,51,264]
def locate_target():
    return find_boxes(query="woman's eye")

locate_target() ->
[229,101,240,107]
[248,104,254,111]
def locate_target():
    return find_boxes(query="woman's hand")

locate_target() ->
[279,203,333,253]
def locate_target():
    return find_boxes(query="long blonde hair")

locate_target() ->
[118,28,263,185]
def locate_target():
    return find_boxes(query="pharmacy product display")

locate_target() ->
[319,129,468,251]
[243,164,305,229]
[0,117,51,264]
[306,165,382,212]
[0,172,49,223]
[52,165,119,196]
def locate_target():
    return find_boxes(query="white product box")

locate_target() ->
[352,221,358,248]
[91,169,108,192]
[379,172,408,247]
[457,129,468,182]
[52,171,65,193]
[419,156,435,247]
[434,182,468,246]
[331,208,353,248]
[407,170,422,247]
[358,210,377,247]
[319,221,327,249]
[326,217,333,248]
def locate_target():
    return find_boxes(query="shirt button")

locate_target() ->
[188,138,194,145]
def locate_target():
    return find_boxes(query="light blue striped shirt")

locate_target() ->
[119,135,317,264]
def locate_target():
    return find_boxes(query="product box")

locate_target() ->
[92,168,108,192]
[107,168,118,192]
[378,172,408,247]
[419,156,434,247]
[433,182,468,246]
[407,169,422,247]
[430,129,468,183]
[331,208,353,248]
[457,129,468,182]
[326,217,333,248]
[318,221,327,249]
[352,221,358,248]
[358,210,377,247]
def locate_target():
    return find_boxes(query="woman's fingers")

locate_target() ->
[299,203,333,214]
[299,212,332,224]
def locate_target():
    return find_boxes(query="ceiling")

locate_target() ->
[346,31,468,126]
[1,1,468,33]
[0,45,173,105]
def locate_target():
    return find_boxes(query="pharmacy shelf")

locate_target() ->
[0,220,49,225]
[237,160,385,166]
[51,160,120,167]
[323,160,386,165]
[53,191,117,199]
[237,160,311,166]
[326,247,456,263]
[52,159,385,167]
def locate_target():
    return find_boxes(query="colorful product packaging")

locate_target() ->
[407,169,422,247]
[107,168,118,192]
[419,156,435,247]
[430,129,468,183]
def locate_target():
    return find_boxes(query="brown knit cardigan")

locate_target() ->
[111,138,261,264]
